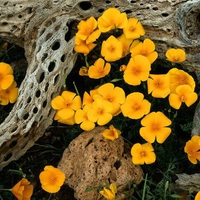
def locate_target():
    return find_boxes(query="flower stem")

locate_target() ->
[142,173,148,200]
[47,193,53,200]
[73,81,80,96]
[0,189,11,192]
[8,169,26,177]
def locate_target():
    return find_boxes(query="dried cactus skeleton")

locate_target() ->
[0,0,199,170]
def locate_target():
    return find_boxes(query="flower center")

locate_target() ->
[132,103,140,111]
[49,175,57,184]
[180,95,186,102]
[132,67,140,75]
[109,45,115,53]
[155,80,162,88]
[129,26,135,32]
[151,123,160,131]
[140,151,146,157]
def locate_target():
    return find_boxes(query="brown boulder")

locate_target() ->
[58,126,143,200]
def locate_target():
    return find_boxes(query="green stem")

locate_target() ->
[142,174,148,200]
[73,81,80,96]
[8,169,26,178]
[47,193,53,200]
[0,189,12,192]
[85,56,89,68]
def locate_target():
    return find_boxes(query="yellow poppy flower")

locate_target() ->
[168,68,195,93]
[0,81,18,105]
[131,143,156,165]
[147,74,170,98]
[51,91,81,120]
[123,55,151,86]
[87,98,113,125]
[101,35,123,62]
[79,66,88,76]
[140,111,172,144]
[117,33,133,57]
[166,48,186,63]
[121,92,151,119]
[76,16,101,44]
[184,135,200,164]
[0,62,14,90]
[74,36,96,55]
[54,112,76,125]
[119,64,126,72]
[130,38,158,64]
[97,7,128,32]
[102,125,121,140]
[12,178,33,200]
[75,106,95,131]
[169,85,198,109]
[82,90,96,108]
[123,18,145,39]
[99,183,117,200]
[93,83,125,116]
[39,165,66,193]
[88,58,111,79]
[195,191,200,200]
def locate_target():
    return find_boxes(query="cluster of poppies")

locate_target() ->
[50,7,200,200]
[0,62,18,105]
[51,7,198,168]
[5,165,66,200]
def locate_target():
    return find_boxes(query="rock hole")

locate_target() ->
[39,72,45,83]
[162,13,169,17]
[45,33,53,41]
[79,1,92,11]
[54,25,61,31]
[114,160,121,169]
[45,83,49,91]
[167,28,171,32]
[2,22,8,26]
[4,2,8,6]
[105,0,111,3]
[41,53,48,62]
[125,10,132,14]
[61,54,66,62]
[130,0,136,3]
[36,90,41,97]
[20,140,28,149]
[23,113,29,120]
[27,7,33,14]
[33,107,38,114]
[11,126,18,133]
[9,140,17,148]
[8,14,13,18]
[153,7,158,11]
[4,153,12,161]
[65,20,77,41]
[52,41,60,50]
[27,97,32,103]
[197,13,200,26]
[43,100,47,108]
[98,8,104,13]
[53,74,60,84]
[85,138,93,147]
[48,61,55,72]
[18,14,23,18]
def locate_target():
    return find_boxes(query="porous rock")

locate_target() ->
[58,126,143,200]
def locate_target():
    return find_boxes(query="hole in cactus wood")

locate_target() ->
[79,1,92,11]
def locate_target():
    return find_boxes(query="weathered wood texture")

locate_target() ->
[0,0,199,170]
